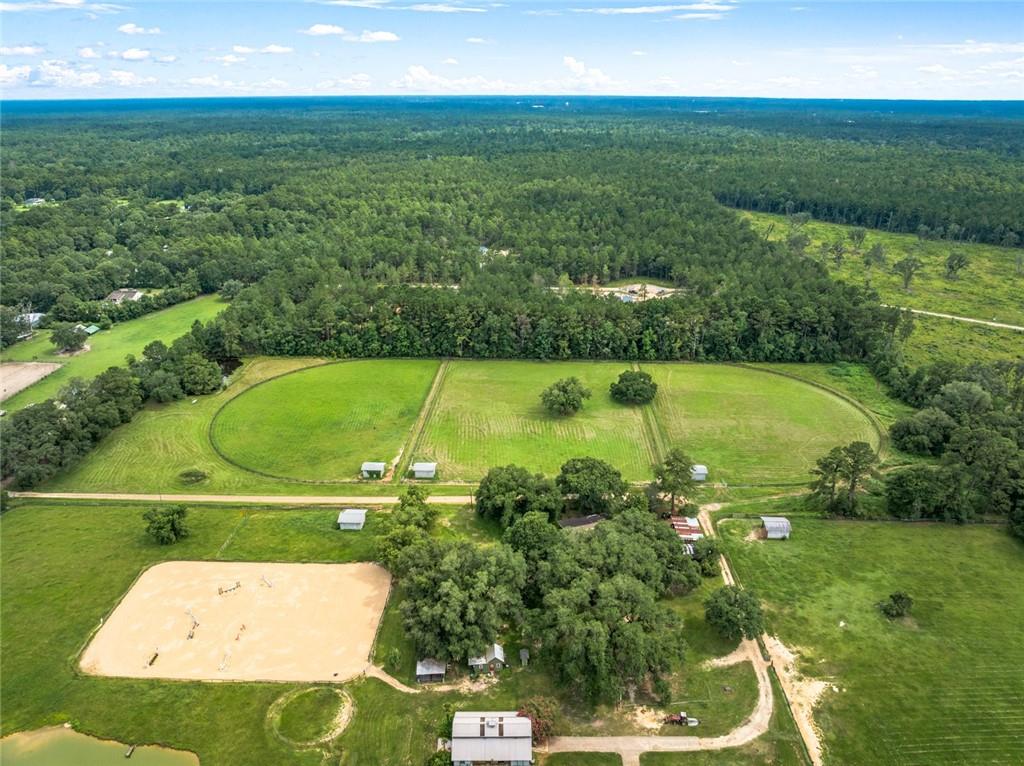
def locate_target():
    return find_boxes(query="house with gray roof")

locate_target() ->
[468,643,505,672]
[450,711,532,766]
[416,657,447,684]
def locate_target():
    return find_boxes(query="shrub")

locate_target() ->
[518,697,558,743]
[178,469,209,485]
[878,591,913,619]
[144,505,191,545]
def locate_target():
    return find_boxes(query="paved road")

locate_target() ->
[883,305,1024,332]
[9,491,474,505]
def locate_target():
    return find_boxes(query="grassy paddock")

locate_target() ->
[0,295,227,411]
[719,505,1024,765]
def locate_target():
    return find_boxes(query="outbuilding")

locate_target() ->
[468,643,505,672]
[450,711,533,766]
[690,464,709,482]
[105,288,145,304]
[416,657,447,684]
[411,462,437,479]
[760,516,792,540]
[360,461,386,479]
[337,508,367,531]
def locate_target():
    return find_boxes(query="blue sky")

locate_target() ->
[1,0,1022,99]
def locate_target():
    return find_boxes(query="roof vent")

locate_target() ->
[486,717,498,728]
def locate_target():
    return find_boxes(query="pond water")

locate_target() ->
[0,726,199,766]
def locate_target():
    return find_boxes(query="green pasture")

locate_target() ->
[718,506,1024,765]
[211,360,438,481]
[643,364,880,485]
[0,296,227,411]
[1,499,757,765]
[744,211,1024,327]
[901,314,1022,367]
[416,361,655,481]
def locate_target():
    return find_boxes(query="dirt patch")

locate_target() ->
[702,643,749,669]
[744,527,766,542]
[55,343,90,357]
[763,635,834,766]
[631,706,664,731]
[0,362,61,401]
[80,561,391,683]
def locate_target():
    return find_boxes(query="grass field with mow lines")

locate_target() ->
[719,508,1024,765]
[643,364,879,485]
[211,360,438,481]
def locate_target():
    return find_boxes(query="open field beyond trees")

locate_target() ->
[42,358,881,493]
[0,296,227,411]
[718,507,1024,766]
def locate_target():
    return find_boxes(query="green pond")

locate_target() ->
[0,727,198,765]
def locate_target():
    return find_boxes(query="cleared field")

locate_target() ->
[81,561,389,683]
[0,296,227,411]
[644,364,880,484]
[720,508,1024,765]
[211,360,438,481]
[0,362,61,402]
[416,361,655,481]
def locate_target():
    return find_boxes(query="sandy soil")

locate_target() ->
[80,561,391,683]
[763,636,832,766]
[0,362,61,401]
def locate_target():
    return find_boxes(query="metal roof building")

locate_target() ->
[468,643,505,670]
[360,461,386,479]
[415,657,446,683]
[690,464,709,481]
[337,508,367,530]
[760,516,792,540]
[411,462,437,479]
[450,711,533,766]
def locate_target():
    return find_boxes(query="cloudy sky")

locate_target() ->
[1,0,1022,99]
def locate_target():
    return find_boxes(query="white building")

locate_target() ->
[337,508,367,531]
[760,516,792,540]
[690,464,709,482]
[451,711,533,766]
[360,461,386,479]
[105,288,145,304]
[411,462,437,479]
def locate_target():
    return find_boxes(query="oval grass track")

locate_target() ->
[210,360,439,482]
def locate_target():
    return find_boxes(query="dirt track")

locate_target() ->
[0,361,61,401]
[882,305,1024,331]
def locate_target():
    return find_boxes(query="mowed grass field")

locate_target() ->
[644,364,880,485]
[211,360,438,481]
[0,295,227,411]
[719,508,1024,766]
[416,361,655,481]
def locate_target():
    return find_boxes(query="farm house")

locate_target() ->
[411,462,437,479]
[760,516,792,540]
[360,461,386,479]
[415,657,446,684]
[468,643,505,672]
[690,464,708,481]
[450,711,533,766]
[337,509,367,531]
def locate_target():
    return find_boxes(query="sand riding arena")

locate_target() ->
[80,561,391,683]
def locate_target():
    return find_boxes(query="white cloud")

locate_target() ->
[674,12,724,20]
[316,72,372,90]
[0,0,125,13]
[118,47,150,60]
[391,64,512,91]
[562,55,613,88]
[117,22,160,35]
[302,23,347,35]
[1,45,45,55]
[77,46,101,58]
[260,44,293,54]
[443,57,458,64]
[30,59,103,87]
[232,45,256,54]
[108,68,155,86]
[351,30,399,42]
[917,63,959,76]
[406,3,485,11]
[931,40,1024,56]
[573,3,733,14]
[466,37,488,44]
[318,0,389,6]
[155,54,177,63]
[211,54,246,65]
[186,74,289,91]
[766,75,820,87]
[0,63,32,84]
[525,8,561,15]
[631,50,646,56]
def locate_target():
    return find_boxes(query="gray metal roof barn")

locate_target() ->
[760,516,792,540]
[450,711,533,765]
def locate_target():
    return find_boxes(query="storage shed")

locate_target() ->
[337,508,367,531]
[416,657,447,684]
[411,462,437,479]
[468,643,505,672]
[360,461,386,479]
[451,711,533,766]
[760,516,792,540]
[690,464,709,482]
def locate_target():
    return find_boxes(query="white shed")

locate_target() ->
[360,461,386,479]
[760,516,792,540]
[690,464,709,482]
[451,711,533,766]
[337,508,367,531]
[411,462,437,479]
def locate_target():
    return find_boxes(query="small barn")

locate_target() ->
[360,461,386,479]
[468,643,505,672]
[411,462,437,479]
[337,508,367,531]
[670,516,704,543]
[416,657,447,684]
[105,288,144,304]
[760,516,792,540]
[690,464,709,482]
[450,711,533,766]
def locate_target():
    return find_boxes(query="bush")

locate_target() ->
[518,697,558,743]
[609,369,658,404]
[144,505,191,545]
[540,377,591,416]
[878,591,913,619]
[178,469,209,485]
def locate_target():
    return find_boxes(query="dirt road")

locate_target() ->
[9,491,474,505]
